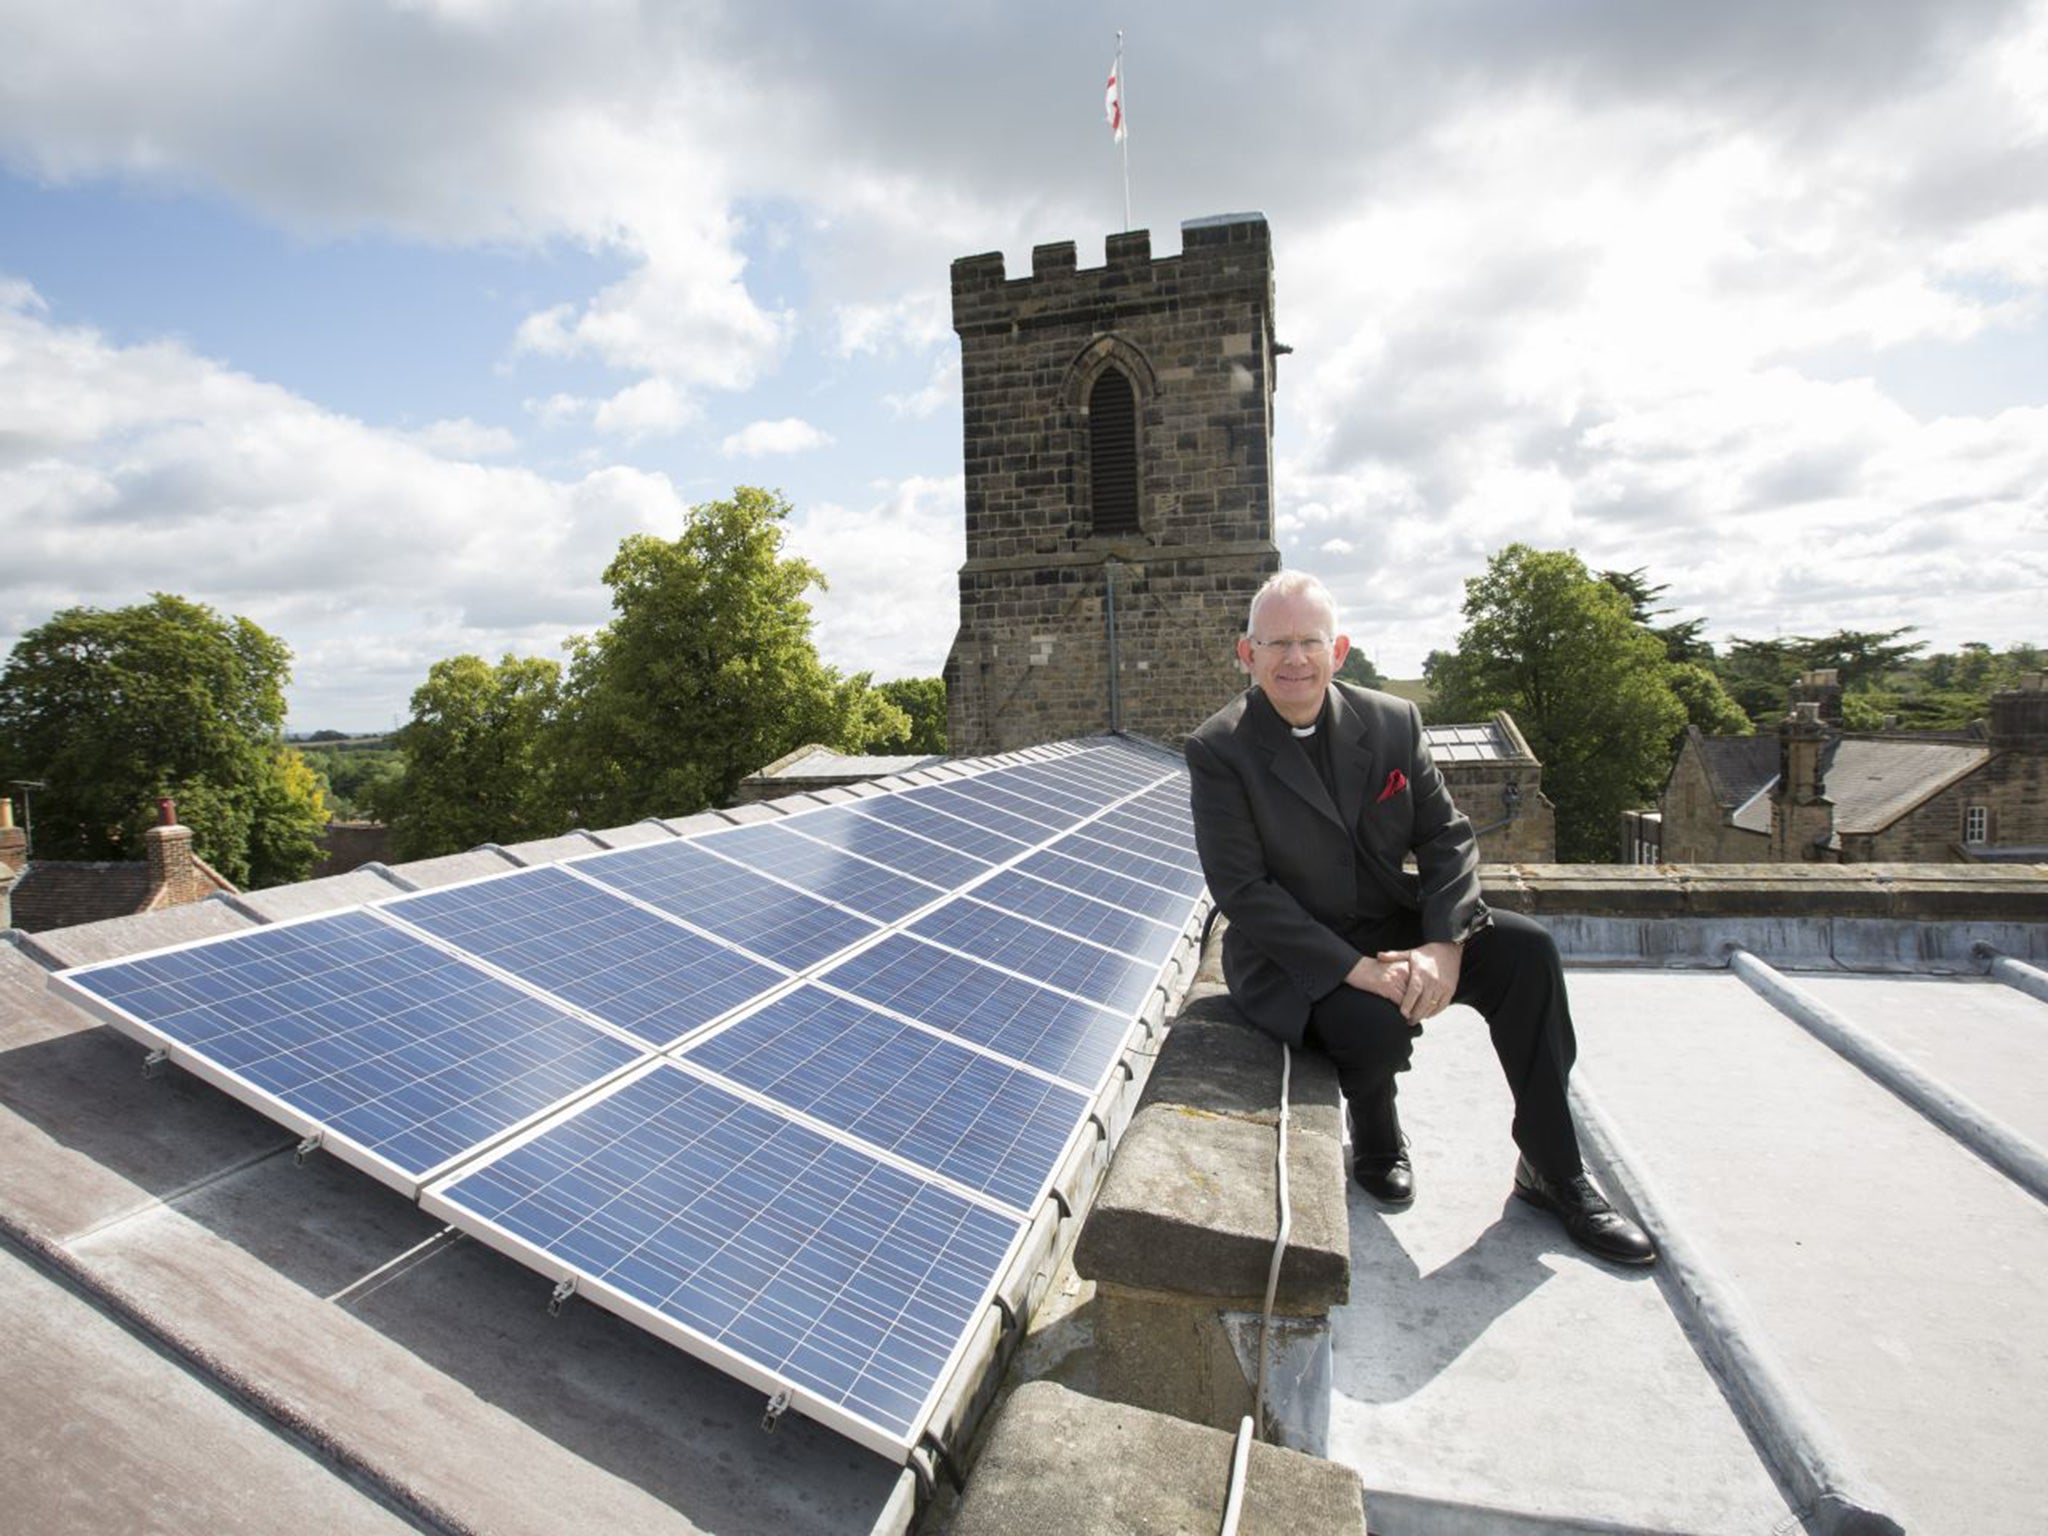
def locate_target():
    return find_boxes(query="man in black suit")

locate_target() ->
[1186,570,1655,1265]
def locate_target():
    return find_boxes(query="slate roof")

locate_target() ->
[1693,731,1778,810]
[1823,737,1989,835]
[9,862,155,933]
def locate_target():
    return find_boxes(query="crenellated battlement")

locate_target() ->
[950,214,1272,336]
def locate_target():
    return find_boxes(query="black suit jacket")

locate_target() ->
[1185,681,1490,1046]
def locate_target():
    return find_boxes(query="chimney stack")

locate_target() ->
[1988,672,2048,751]
[143,798,207,909]
[0,798,24,931]
[1788,668,1844,729]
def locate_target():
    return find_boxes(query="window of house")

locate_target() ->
[1963,805,1989,845]
[1088,368,1140,535]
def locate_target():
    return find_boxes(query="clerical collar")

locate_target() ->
[1283,698,1330,738]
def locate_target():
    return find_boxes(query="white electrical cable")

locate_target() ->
[1220,1415,1255,1536]
[1252,1041,1292,1439]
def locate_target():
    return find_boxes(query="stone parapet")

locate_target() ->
[1482,862,2048,922]
[949,1380,1367,1536]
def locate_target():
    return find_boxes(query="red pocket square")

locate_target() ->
[1376,768,1408,804]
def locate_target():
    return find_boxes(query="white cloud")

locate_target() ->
[783,475,963,679]
[883,351,959,421]
[719,416,833,458]
[0,295,683,728]
[403,417,519,458]
[592,377,699,440]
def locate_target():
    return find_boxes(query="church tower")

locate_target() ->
[943,213,1283,753]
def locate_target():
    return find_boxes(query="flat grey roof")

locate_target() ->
[5,857,2046,1534]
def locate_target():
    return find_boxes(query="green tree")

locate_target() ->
[1665,660,1752,740]
[553,486,870,823]
[1598,567,1713,664]
[1717,627,1926,724]
[873,677,948,753]
[0,594,323,887]
[1335,650,1387,689]
[375,654,566,860]
[1430,545,1686,861]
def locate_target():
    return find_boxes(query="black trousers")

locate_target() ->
[1304,908,1582,1181]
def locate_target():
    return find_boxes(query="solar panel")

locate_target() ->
[694,820,945,923]
[765,801,1000,887]
[897,783,1060,847]
[574,840,879,970]
[53,734,1208,1460]
[818,933,1131,1088]
[907,901,1162,1015]
[678,985,1085,1213]
[834,792,1035,866]
[1011,847,1203,926]
[427,1060,1022,1458]
[964,868,1182,961]
[59,910,643,1191]
[1048,829,1208,896]
[384,864,782,1048]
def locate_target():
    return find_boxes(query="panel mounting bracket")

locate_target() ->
[760,1387,792,1433]
[293,1132,322,1166]
[141,1048,168,1080]
[548,1275,577,1317]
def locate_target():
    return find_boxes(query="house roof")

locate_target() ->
[9,861,155,933]
[1824,736,1990,835]
[1693,731,1779,810]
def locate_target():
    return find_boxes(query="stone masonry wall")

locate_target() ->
[1659,745,1769,863]
[945,215,1282,754]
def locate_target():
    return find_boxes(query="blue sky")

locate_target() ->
[3,0,2044,730]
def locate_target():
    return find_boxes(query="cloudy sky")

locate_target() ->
[3,0,2044,731]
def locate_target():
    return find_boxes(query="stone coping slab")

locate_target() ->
[1073,990,1349,1310]
[949,1380,1366,1536]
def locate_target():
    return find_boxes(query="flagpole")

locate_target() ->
[1117,32,1131,232]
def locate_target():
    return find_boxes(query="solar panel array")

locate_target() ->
[53,737,1206,1459]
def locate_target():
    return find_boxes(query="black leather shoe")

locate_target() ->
[1512,1157,1656,1265]
[1355,1147,1414,1207]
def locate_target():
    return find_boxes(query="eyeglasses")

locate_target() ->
[1247,636,1331,658]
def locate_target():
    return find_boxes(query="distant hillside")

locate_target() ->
[1380,678,1432,708]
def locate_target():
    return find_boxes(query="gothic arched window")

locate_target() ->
[1088,368,1140,535]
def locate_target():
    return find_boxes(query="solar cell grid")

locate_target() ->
[1012,848,1200,926]
[678,986,1085,1212]
[1049,831,1208,897]
[430,1063,1021,1454]
[966,868,1180,961]
[786,802,1004,886]
[908,901,1160,1015]
[819,934,1132,1088]
[61,911,643,1186]
[935,778,1075,833]
[840,793,1033,866]
[894,783,1054,848]
[575,841,878,971]
[1089,809,1200,868]
[695,821,944,923]
[387,865,782,1047]
[975,768,1101,819]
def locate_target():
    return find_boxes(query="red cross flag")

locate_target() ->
[1105,53,1125,143]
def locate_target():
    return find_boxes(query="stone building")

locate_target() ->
[943,213,1282,754]
[1658,670,2048,863]
[1427,713,1557,863]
